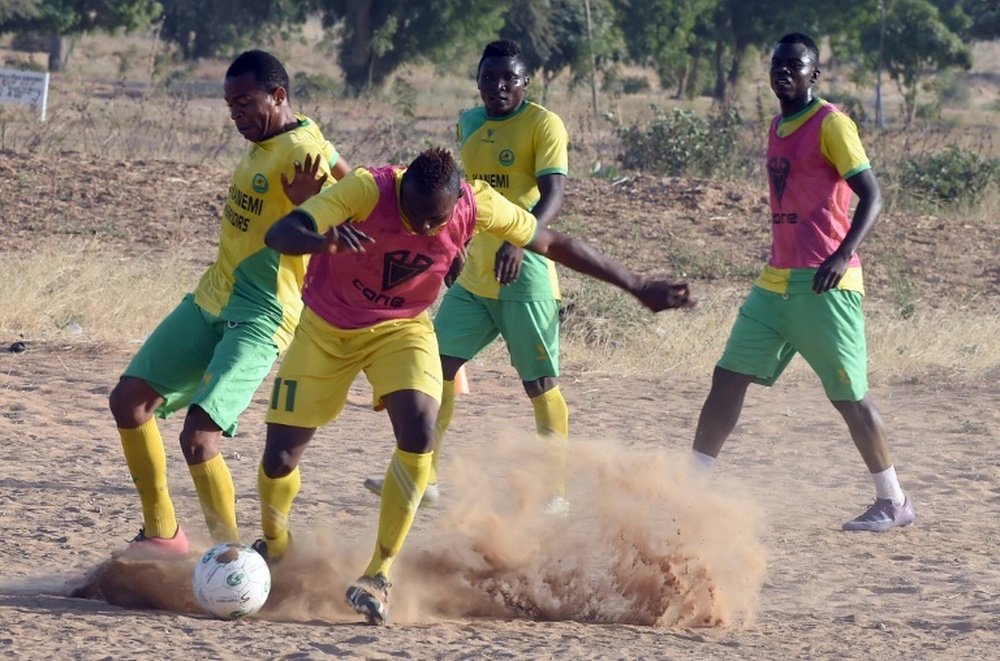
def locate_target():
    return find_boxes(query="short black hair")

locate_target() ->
[226,50,290,95]
[777,33,820,65]
[404,147,461,196]
[477,39,526,74]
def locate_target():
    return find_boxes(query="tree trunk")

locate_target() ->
[343,0,373,93]
[724,44,745,106]
[674,62,689,100]
[48,33,66,72]
[713,38,726,102]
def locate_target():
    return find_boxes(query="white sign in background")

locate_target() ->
[0,68,49,121]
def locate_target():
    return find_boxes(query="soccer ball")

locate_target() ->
[192,542,271,620]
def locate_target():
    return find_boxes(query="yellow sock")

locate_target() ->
[430,379,457,485]
[119,418,177,539]
[188,454,239,543]
[364,449,432,579]
[530,386,570,498]
[257,462,300,558]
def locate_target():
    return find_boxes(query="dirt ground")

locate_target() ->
[1,148,998,659]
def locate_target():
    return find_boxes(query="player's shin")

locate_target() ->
[257,462,301,558]
[531,386,570,498]
[430,379,457,485]
[364,449,432,578]
[119,418,178,539]
[189,454,239,543]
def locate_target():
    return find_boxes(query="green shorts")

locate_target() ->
[122,293,279,436]
[434,284,560,382]
[718,286,869,402]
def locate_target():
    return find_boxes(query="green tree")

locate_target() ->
[501,0,623,92]
[159,0,310,60]
[315,0,508,93]
[0,0,39,23]
[612,0,715,97]
[860,0,972,126]
[0,0,161,71]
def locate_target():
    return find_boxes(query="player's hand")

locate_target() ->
[445,243,468,288]
[322,224,374,254]
[281,154,328,206]
[494,242,524,285]
[632,279,698,312]
[813,249,851,294]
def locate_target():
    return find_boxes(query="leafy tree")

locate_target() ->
[315,0,508,93]
[0,0,161,71]
[859,0,972,126]
[159,0,310,60]
[612,0,715,97]
[501,0,624,92]
[0,0,39,23]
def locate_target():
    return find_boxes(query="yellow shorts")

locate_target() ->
[265,308,443,428]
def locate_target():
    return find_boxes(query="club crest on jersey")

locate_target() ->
[252,173,269,194]
[383,250,433,290]
[498,149,515,167]
[767,157,790,204]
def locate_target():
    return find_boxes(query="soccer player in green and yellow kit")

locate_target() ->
[108,50,350,555]
[364,40,573,511]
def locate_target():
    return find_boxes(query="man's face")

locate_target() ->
[477,56,528,117]
[399,180,459,236]
[769,42,818,104]
[224,71,284,143]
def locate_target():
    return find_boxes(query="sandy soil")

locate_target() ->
[1,150,998,658]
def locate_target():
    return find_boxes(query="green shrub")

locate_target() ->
[615,106,746,178]
[898,144,1000,206]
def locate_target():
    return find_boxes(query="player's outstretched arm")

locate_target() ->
[266,213,373,256]
[525,228,696,311]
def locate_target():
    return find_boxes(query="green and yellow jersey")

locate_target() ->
[193,115,339,351]
[455,100,568,301]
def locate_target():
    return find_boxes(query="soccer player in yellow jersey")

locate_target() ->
[364,40,573,511]
[254,147,696,624]
[108,50,351,555]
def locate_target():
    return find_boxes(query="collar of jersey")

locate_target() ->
[484,100,529,122]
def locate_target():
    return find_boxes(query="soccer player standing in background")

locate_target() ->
[364,40,573,511]
[687,33,915,532]
[108,50,351,554]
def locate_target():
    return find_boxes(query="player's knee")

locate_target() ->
[109,378,155,427]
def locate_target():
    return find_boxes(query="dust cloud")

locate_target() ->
[52,434,766,628]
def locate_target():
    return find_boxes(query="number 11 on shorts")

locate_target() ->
[269,378,298,412]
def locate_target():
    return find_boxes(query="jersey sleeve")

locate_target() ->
[820,111,870,180]
[533,110,569,177]
[295,167,379,233]
[471,180,538,247]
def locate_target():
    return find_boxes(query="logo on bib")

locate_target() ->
[383,250,433,290]
[252,173,269,194]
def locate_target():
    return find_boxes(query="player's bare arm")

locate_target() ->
[495,173,566,285]
[813,169,883,293]
[525,228,696,311]
[266,212,373,255]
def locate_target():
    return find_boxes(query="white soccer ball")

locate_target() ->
[192,542,271,620]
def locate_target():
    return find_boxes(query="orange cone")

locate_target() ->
[454,365,471,395]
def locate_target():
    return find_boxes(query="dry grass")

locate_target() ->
[0,239,200,344]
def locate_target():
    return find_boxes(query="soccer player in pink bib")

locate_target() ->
[253,147,696,624]
[687,33,915,533]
